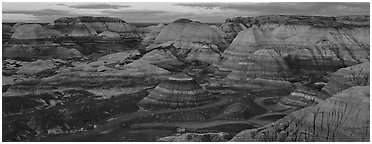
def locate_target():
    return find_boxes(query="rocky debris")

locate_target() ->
[322,62,369,95]
[49,16,140,39]
[98,31,121,39]
[137,73,218,109]
[230,86,370,142]
[145,19,227,64]
[221,48,294,91]
[279,84,328,109]
[2,90,145,141]
[157,132,231,142]
[140,23,166,45]
[11,24,63,39]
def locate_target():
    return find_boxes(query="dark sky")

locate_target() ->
[2,2,370,23]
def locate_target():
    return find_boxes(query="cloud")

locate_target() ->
[69,4,130,9]
[3,9,72,16]
[102,10,172,15]
[175,2,370,16]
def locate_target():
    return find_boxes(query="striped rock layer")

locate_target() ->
[137,73,217,109]
[11,24,63,39]
[2,41,83,60]
[217,15,369,76]
[322,62,369,95]
[222,15,369,44]
[145,19,227,64]
[140,23,166,45]
[3,54,170,97]
[49,16,140,39]
[230,86,370,142]
[221,48,294,90]
[279,85,328,108]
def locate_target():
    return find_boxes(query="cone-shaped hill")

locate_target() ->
[222,48,294,91]
[137,73,218,109]
[215,26,285,71]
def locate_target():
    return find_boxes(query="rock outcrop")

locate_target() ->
[137,73,217,109]
[16,60,57,75]
[3,51,170,97]
[11,24,63,39]
[230,86,370,142]
[145,19,227,64]
[279,84,328,109]
[222,15,369,43]
[216,27,260,71]
[2,41,83,60]
[157,132,231,142]
[322,62,369,95]
[218,15,369,76]
[140,23,166,45]
[221,48,294,91]
[49,16,140,39]
[137,49,185,70]
[98,31,121,39]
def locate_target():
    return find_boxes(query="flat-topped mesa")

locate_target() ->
[49,16,140,39]
[223,15,369,42]
[11,24,63,40]
[137,73,218,109]
[322,62,369,95]
[221,49,294,91]
[146,18,227,64]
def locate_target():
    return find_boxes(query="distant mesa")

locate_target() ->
[49,16,140,39]
[137,73,218,109]
[173,18,194,23]
[11,24,63,39]
[3,42,83,60]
